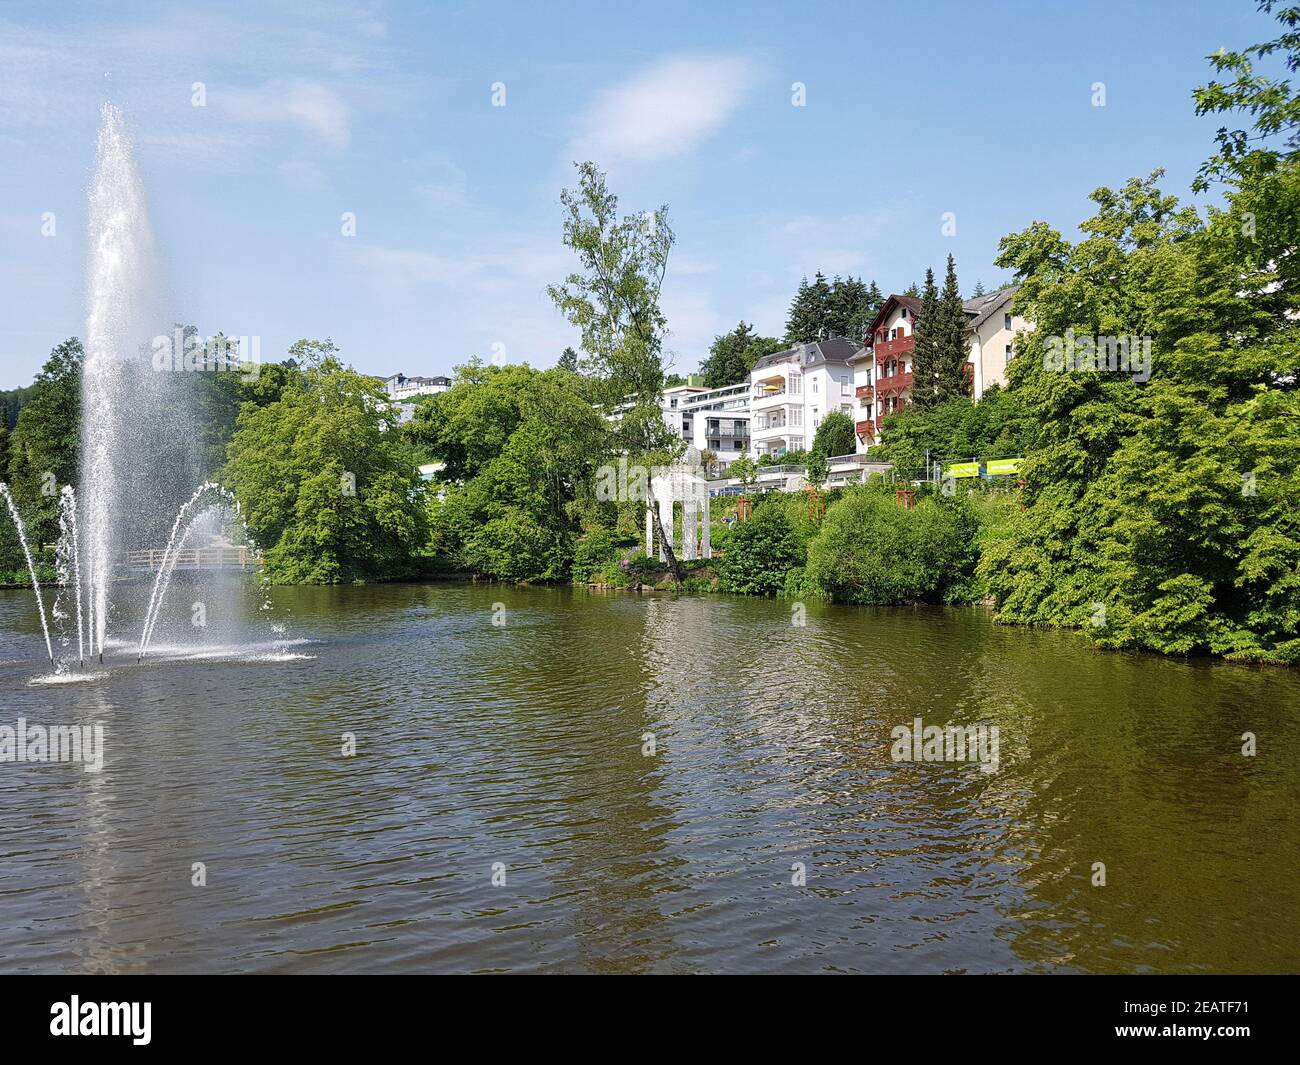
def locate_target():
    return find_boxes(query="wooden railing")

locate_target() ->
[125,546,256,571]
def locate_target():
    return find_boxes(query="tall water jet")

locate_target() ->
[82,104,163,660]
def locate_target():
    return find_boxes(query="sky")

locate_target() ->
[0,0,1278,388]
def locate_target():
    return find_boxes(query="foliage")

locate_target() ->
[719,505,803,595]
[224,348,428,583]
[875,387,1034,474]
[805,488,976,605]
[911,268,941,410]
[411,361,610,583]
[785,273,882,344]
[700,321,782,387]
[980,32,1300,663]
[3,338,82,567]
[810,410,856,458]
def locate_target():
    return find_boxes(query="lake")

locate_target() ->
[1,581,1297,974]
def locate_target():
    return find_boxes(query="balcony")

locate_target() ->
[874,371,913,397]
[875,334,915,363]
[855,384,874,400]
[855,419,875,443]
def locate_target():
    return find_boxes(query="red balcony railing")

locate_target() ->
[874,371,913,397]
[855,383,874,400]
[855,419,875,443]
[875,334,914,363]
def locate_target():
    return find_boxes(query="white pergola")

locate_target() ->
[646,452,711,561]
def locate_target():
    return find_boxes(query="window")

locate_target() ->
[1006,343,1013,360]
[901,307,908,318]
[1004,312,1013,330]
[812,378,819,394]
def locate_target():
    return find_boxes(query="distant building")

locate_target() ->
[383,373,452,424]
[748,339,858,460]
[384,373,452,402]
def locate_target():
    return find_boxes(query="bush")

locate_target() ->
[805,488,974,604]
[572,529,617,583]
[462,508,570,582]
[719,507,803,595]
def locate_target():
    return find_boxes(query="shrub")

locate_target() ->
[805,488,974,604]
[572,529,617,583]
[719,507,803,595]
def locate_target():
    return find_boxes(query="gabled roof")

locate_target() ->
[962,285,1021,330]
[750,337,862,372]
[864,294,922,340]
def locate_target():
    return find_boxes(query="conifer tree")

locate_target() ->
[910,269,940,410]
[935,254,969,401]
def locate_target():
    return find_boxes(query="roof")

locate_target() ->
[750,337,862,373]
[864,294,922,340]
[962,285,1021,330]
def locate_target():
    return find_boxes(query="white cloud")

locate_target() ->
[223,80,351,149]
[570,54,755,163]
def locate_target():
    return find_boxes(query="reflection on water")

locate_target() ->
[1,582,1297,974]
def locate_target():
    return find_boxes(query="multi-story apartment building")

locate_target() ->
[749,339,858,459]
[852,286,1029,453]
[662,380,751,465]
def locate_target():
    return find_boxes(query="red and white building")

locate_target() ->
[852,286,1029,453]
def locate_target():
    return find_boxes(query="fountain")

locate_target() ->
[4,105,257,670]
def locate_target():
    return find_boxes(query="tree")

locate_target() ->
[224,346,428,583]
[785,273,881,343]
[806,489,976,605]
[911,269,941,410]
[805,448,829,488]
[934,254,969,402]
[700,322,781,387]
[5,338,82,555]
[811,410,856,458]
[546,161,683,581]
[729,455,758,492]
[980,155,1300,661]
[557,346,580,373]
[408,361,610,581]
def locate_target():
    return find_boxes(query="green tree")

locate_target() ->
[224,346,428,583]
[409,361,610,582]
[911,269,941,410]
[700,322,781,387]
[5,338,82,555]
[806,489,976,605]
[934,254,969,402]
[811,410,856,458]
[547,161,683,579]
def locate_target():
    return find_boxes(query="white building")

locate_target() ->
[384,373,452,401]
[749,339,858,460]
[661,381,751,467]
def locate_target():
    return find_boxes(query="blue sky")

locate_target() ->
[0,0,1274,388]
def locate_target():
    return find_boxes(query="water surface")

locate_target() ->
[1,582,1297,974]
